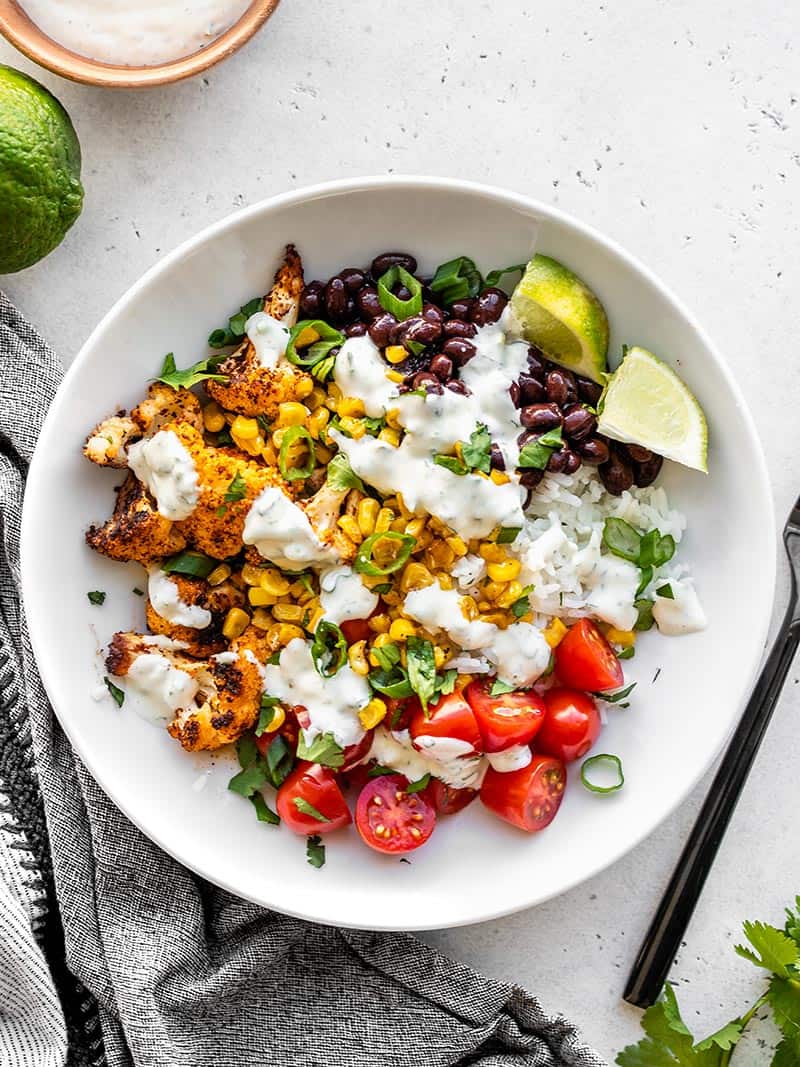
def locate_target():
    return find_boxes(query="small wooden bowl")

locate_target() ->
[0,0,280,88]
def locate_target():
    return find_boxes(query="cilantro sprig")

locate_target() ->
[154,352,228,391]
[434,424,492,477]
[617,894,800,1065]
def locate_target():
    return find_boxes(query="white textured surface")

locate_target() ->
[2,1,798,1058]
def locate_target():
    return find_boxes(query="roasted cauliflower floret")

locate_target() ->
[106,633,262,752]
[83,414,138,467]
[145,572,245,657]
[231,625,282,665]
[86,472,187,564]
[304,482,356,563]
[205,244,312,419]
[132,382,203,436]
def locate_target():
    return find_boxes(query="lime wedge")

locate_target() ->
[510,253,609,384]
[597,346,708,472]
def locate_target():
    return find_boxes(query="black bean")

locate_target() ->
[441,338,477,366]
[576,377,603,406]
[338,268,366,293]
[323,277,349,322]
[398,351,431,379]
[429,354,453,380]
[402,316,442,346]
[547,449,568,474]
[561,449,581,475]
[624,443,655,463]
[371,252,418,277]
[527,346,548,377]
[344,322,367,338]
[445,379,469,395]
[413,371,443,394]
[449,298,474,319]
[575,438,610,466]
[520,402,562,432]
[545,368,577,406]
[368,312,399,347]
[599,452,634,495]
[562,403,597,442]
[633,455,663,487]
[422,302,445,326]
[396,285,413,301]
[442,319,477,339]
[357,286,383,321]
[299,280,324,318]
[490,443,506,471]
[470,287,508,326]
[519,468,544,489]
[509,382,520,407]
[517,372,545,405]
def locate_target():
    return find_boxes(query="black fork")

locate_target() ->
[624,498,800,1008]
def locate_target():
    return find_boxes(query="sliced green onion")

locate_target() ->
[580,753,625,794]
[279,425,315,482]
[633,598,655,631]
[162,551,219,579]
[354,531,416,577]
[618,646,635,660]
[496,527,521,544]
[656,583,675,599]
[636,566,653,597]
[484,262,527,288]
[429,256,483,304]
[602,517,641,563]
[377,266,423,321]
[311,620,348,678]
[285,319,345,368]
[104,676,125,707]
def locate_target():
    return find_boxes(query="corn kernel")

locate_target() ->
[405,517,427,540]
[248,587,278,607]
[490,469,511,485]
[348,640,370,676]
[242,563,265,586]
[295,375,314,399]
[276,402,310,427]
[487,559,521,583]
[372,632,393,650]
[460,596,479,621]
[386,371,405,384]
[231,415,259,441]
[400,562,433,592]
[294,325,321,348]
[496,580,524,609]
[315,444,333,464]
[368,614,391,636]
[327,382,342,401]
[395,493,413,519]
[338,416,367,439]
[385,345,407,364]
[359,697,388,730]
[479,543,507,564]
[272,603,305,623]
[307,407,330,438]
[390,516,408,533]
[337,514,363,543]
[259,568,291,596]
[389,618,417,642]
[438,574,454,590]
[233,433,265,456]
[355,497,379,537]
[269,623,305,646]
[206,563,231,586]
[544,618,568,648]
[202,402,226,433]
[479,611,508,627]
[377,427,401,447]
[427,539,455,570]
[251,607,272,631]
[222,608,250,640]
[375,507,395,534]
[271,427,287,448]
[337,395,365,417]
[446,535,468,558]
[606,627,636,648]
[433,645,448,669]
[483,580,507,603]
[307,606,325,632]
[261,441,278,465]
[307,386,328,411]
[385,409,403,431]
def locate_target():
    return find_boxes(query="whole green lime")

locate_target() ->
[0,65,84,274]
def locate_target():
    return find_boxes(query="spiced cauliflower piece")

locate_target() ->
[84,414,138,467]
[304,482,357,563]
[145,572,245,657]
[131,382,203,435]
[106,633,262,751]
[86,472,187,564]
[205,244,313,419]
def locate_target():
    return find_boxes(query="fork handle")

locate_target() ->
[623,602,800,1008]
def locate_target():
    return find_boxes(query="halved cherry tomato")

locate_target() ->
[464,678,546,752]
[554,619,624,692]
[480,754,566,832]
[340,600,385,645]
[341,728,374,772]
[273,706,370,770]
[409,691,482,757]
[356,773,436,853]
[424,778,477,815]
[384,696,413,733]
[276,762,351,835]
[256,707,299,759]
[536,687,601,763]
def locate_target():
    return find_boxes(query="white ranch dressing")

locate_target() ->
[243,487,338,571]
[245,312,290,370]
[128,429,199,521]
[262,638,368,748]
[21,0,252,67]
[334,336,398,417]
[147,566,212,629]
[584,555,640,631]
[653,578,707,635]
[124,654,198,724]
[319,566,378,625]
[486,744,532,773]
[369,727,487,790]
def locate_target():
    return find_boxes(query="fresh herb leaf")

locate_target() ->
[735,922,800,977]
[406,774,431,793]
[616,984,724,1065]
[484,262,527,288]
[597,682,637,704]
[87,590,106,605]
[155,351,228,390]
[263,734,294,789]
[406,636,437,713]
[296,731,345,769]
[511,584,535,618]
[656,583,674,599]
[434,453,468,476]
[249,793,280,825]
[306,834,326,868]
[279,425,315,482]
[237,733,258,770]
[310,620,347,678]
[633,599,655,631]
[104,676,124,707]
[132,586,144,596]
[372,583,392,595]
[208,296,263,348]
[228,762,267,797]
[490,678,516,696]
[636,565,653,597]
[618,646,635,660]
[367,765,397,778]
[497,526,522,544]
[162,551,218,580]
[602,517,641,563]
[362,415,387,436]
[368,666,413,699]
[224,470,247,504]
[435,669,458,698]
[517,426,564,469]
[580,753,625,794]
[461,423,492,474]
[266,650,281,666]
[371,642,401,671]
[255,695,281,736]
[326,452,365,493]
[293,797,331,823]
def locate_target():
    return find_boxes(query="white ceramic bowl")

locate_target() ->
[21,177,775,931]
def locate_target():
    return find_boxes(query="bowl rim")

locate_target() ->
[21,175,777,928]
[0,0,279,87]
